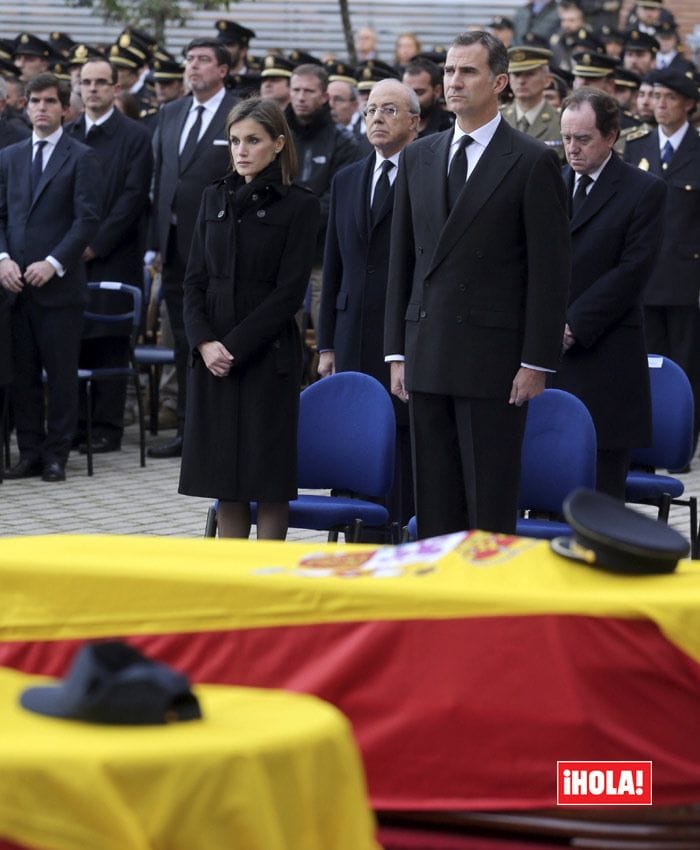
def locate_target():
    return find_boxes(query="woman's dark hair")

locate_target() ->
[561,88,620,140]
[226,96,298,184]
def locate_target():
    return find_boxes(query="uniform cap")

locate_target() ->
[551,488,689,574]
[260,53,295,78]
[508,46,553,72]
[572,50,620,78]
[215,20,256,46]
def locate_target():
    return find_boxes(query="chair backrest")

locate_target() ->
[631,355,694,471]
[297,371,396,497]
[518,389,597,514]
[85,282,143,347]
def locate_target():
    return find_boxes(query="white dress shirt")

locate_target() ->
[178,87,226,154]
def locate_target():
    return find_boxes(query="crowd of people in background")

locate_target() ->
[0,1,698,541]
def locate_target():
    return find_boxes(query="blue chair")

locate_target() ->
[516,388,597,539]
[133,267,175,435]
[204,371,398,542]
[625,355,698,557]
[80,282,147,476]
[405,389,597,541]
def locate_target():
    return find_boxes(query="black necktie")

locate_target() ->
[31,139,47,197]
[371,160,394,225]
[179,105,204,173]
[661,140,674,170]
[86,124,101,141]
[571,173,593,218]
[447,135,473,212]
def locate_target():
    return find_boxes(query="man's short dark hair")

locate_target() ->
[452,30,508,77]
[82,58,119,85]
[184,38,231,69]
[291,63,329,92]
[561,87,620,139]
[26,72,70,108]
[404,57,442,88]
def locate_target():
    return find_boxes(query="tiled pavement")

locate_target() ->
[1,423,699,549]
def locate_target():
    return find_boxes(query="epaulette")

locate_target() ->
[621,126,651,142]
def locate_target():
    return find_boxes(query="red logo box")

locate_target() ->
[557,761,652,805]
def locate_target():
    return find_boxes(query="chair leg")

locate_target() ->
[349,518,364,543]
[327,530,339,542]
[204,505,218,538]
[1,386,10,471]
[148,367,159,435]
[131,370,146,468]
[657,493,671,523]
[689,496,698,559]
[85,380,94,477]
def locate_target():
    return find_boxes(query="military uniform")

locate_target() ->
[501,101,563,159]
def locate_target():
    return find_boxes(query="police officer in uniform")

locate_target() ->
[503,46,564,160]
[216,20,259,98]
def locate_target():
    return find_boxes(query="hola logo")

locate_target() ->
[557,761,652,805]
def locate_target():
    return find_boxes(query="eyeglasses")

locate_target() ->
[80,78,113,88]
[363,104,401,118]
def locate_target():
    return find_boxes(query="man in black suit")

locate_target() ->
[554,88,666,498]
[318,79,419,527]
[0,72,101,481]
[624,68,700,450]
[67,57,153,454]
[384,30,570,538]
[0,77,30,150]
[148,38,237,458]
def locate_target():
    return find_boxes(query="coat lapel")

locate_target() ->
[665,125,699,178]
[353,154,375,239]
[428,120,520,276]
[570,154,622,233]
[30,133,69,211]
[419,130,451,246]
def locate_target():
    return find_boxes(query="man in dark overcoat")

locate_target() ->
[148,38,237,458]
[384,31,570,539]
[624,68,700,450]
[67,57,153,453]
[317,79,419,527]
[554,88,666,498]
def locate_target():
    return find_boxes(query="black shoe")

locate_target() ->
[147,435,183,459]
[41,460,66,482]
[78,436,121,455]
[5,458,43,479]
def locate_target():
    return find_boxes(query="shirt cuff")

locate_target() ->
[384,355,405,362]
[46,255,65,277]
[0,252,9,262]
[521,361,555,373]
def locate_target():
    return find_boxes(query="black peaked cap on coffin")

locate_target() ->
[551,488,689,574]
[20,641,202,724]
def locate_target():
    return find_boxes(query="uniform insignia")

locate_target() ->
[109,45,119,58]
[218,21,226,30]
[362,67,372,80]
[624,126,651,142]
[583,53,591,65]
[638,157,650,171]
[20,34,29,44]
[541,112,550,120]
[631,30,639,40]
[119,33,130,48]
[512,50,526,63]
[264,55,274,68]
[75,44,88,61]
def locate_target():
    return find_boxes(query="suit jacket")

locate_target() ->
[0,118,30,151]
[0,131,101,309]
[67,109,153,288]
[318,153,406,426]
[553,154,666,449]
[384,118,570,399]
[623,125,700,306]
[151,90,238,260]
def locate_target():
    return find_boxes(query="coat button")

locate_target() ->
[459,283,466,292]
[456,315,463,323]
[367,265,375,274]
[475,250,484,259]
[420,310,427,318]
[252,193,259,200]
[217,210,225,219]
[257,210,266,218]
[417,246,424,254]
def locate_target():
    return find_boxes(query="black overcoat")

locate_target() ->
[178,166,320,501]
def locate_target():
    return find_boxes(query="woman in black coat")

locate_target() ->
[178,98,320,538]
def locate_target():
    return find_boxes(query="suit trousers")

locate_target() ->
[409,391,527,539]
[644,305,700,446]
[162,226,189,435]
[11,296,83,464]
[596,448,631,501]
